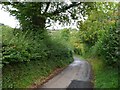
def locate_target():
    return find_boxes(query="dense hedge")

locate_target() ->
[95,23,119,66]
[2,26,73,64]
[78,5,119,66]
[49,28,83,55]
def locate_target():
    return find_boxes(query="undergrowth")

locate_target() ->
[88,57,118,88]
[2,26,73,88]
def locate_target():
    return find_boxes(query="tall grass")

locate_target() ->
[87,57,118,88]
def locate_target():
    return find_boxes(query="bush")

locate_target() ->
[2,26,73,88]
[2,27,35,63]
[78,4,119,66]
[49,28,83,55]
[2,26,73,64]
[95,23,119,66]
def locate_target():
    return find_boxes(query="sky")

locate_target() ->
[0,5,20,28]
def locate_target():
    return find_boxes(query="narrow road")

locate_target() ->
[39,57,93,89]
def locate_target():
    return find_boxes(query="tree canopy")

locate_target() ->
[78,2,119,66]
[2,2,96,31]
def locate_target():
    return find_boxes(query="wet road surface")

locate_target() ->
[40,57,93,88]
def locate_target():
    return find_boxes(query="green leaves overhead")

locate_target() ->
[1,2,96,30]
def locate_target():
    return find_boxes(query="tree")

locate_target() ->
[78,2,118,46]
[78,2,119,66]
[1,1,96,31]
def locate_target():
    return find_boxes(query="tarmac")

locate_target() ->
[40,57,93,89]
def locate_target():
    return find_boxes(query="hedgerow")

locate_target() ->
[2,26,73,64]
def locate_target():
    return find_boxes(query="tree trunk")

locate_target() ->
[32,16,46,31]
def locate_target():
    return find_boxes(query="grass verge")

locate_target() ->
[88,57,118,88]
[2,58,73,88]
[75,55,118,88]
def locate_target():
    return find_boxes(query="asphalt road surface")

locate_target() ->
[40,57,93,89]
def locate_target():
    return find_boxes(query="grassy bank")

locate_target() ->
[88,57,118,88]
[2,26,73,88]
[3,57,73,88]
[76,55,118,88]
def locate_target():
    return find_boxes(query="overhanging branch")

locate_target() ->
[43,2,51,14]
[52,2,82,15]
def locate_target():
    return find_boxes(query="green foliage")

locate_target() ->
[2,27,31,63]
[78,2,119,66]
[78,9,115,46]
[60,29,70,41]
[86,57,118,88]
[2,26,73,88]
[95,23,119,66]
[2,2,96,30]
[3,58,72,88]
[95,67,118,88]
[2,2,119,88]
[2,26,73,64]
[49,28,83,55]
[0,26,2,67]
[60,3,119,88]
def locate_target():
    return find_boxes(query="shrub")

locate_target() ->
[2,26,73,65]
[2,26,73,88]
[49,29,83,55]
[78,4,119,66]
[95,23,119,66]
[2,27,33,63]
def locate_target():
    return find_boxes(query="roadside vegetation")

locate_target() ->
[2,26,73,88]
[49,2,119,88]
[86,57,118,88]
[1,2,119,88]
[77,3,119,88]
